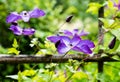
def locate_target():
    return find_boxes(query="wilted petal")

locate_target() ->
[20,11,30,22]
[23,28,35,35]
[6,12,21,23]
[57,42,70,54]
[29,8,45,18]
[9,25,22,35]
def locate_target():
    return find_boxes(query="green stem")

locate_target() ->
[58,51,69,63]
[49,71,53,82]
[18,64,20,71]
[65,65,80,82]
[65,56,89,82]
[65,73,74,82]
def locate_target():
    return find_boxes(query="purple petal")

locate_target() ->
[72,40,95,54]
[73,29,79,34]
[9,25,23,35]
[22,28,35,35]
[29,8,45,18]
[60,36,70,45]
[64,29,79,36]
[71,34,81,46]
[47,36,60,43]
[79,30,89,36]
[72,45,92,54]
[20,11,30,22]
[118,4,120,10]
[47,35,70,44]
[80,45,92,54]
[111,0,117,6]
[57,42,70,54]
[6,12,21,23]
[78,40,95,48]
[64,30,73,36]
[111,0,120,10]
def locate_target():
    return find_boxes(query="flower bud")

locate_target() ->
[66,15,73,22]
[108,36,116,49]
[11,22,18,26]
[55,40,60,48]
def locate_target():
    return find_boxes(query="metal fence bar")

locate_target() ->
[0,54,118,64]
[98,4,104,82]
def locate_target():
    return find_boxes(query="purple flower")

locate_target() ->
[111,0,120,10]
[9,25,22,35]
[23,28,35,35]
[47,29,95,54]
[47,34,81,54]
[9,25,35,36]
[64,29,89,37]
[6,8,45,23]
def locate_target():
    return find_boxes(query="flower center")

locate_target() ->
[69,43,73,47]
[22,11,29,17]
[24,12,27,15]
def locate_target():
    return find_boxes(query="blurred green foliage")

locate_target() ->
[0,0,97,54]
[1,0,120,82]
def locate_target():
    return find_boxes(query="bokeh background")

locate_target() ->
[1,0,119,82]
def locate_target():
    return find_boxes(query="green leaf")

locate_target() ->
[32,75,46,82]
[22,69,36,76]
[110,19,120,29]
[86,2,102,14]
[74,71,88,79]
[111,28,120,41]
[100,18,120,29]
[18,71,23,82]
[12,38,18,48]
[45,41,56,50]
[65,65,76,73]
[53,71,66,82]
[101,53,108,57]
[6,74,31,81]
[6,75,18,80]
[112,55,120,60]
[36,49,47,55]
[107,0,117,10]
[8,48,20,55]
[99,18,114,29]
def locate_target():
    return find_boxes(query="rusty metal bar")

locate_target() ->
[0,54,118,64]
[98,3,104,81]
